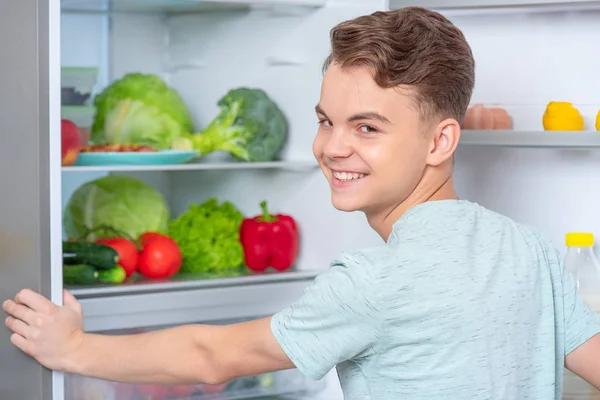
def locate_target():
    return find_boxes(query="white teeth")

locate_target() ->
[333,171,365,181]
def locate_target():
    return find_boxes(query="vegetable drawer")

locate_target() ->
[66,369,324,400]
[64,319,325,400]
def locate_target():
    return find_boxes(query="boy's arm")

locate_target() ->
[3,289,294,384]
[70,317,295,384]
[565,334,600,391]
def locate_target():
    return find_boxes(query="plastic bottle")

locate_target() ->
[563,233,600,400]
[564,232,600,310]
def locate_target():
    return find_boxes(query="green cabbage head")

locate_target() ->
[63,175,170,241]
[91,73,194,149]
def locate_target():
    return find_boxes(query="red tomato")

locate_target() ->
[137,235,182,279]
[96,237,139,278]
[138,231,168,247]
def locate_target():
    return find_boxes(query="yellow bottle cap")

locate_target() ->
[566,232,594,247]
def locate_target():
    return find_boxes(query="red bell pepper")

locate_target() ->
[240,201,299,272]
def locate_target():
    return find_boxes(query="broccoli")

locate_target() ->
[172,88,288,162]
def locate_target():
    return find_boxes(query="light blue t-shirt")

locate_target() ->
[271,199,600,399]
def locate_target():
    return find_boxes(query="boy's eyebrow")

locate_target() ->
[315,104,391,124]
[315,104,328,116]
[348,112,391,124]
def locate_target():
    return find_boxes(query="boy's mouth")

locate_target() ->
[332,171,366,181]
[330,170,368,188]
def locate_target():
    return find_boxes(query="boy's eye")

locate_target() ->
[359,125,378,134]
[318,119,333,127]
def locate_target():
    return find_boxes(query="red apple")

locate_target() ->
[61,119,82,166]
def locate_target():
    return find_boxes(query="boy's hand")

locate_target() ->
[3,289,84,371]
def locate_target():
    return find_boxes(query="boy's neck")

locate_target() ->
[366,167,458,241]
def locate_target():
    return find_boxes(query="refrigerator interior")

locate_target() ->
[61,1,387,399]
[59,1,600,399]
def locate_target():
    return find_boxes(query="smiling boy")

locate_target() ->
[4,6,600,400]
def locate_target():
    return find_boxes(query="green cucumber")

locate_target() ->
[63,264,99,285]
[62,240,119,270]
[97,266,127,284]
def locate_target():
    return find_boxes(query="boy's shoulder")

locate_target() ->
[326,245,396,283]
[467,202,559,255]
[394,199,557,252]
[331,201,560,276]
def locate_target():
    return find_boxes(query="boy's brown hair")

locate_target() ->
[323,7,475,125]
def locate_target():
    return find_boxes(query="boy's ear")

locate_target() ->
[426,118,460,167]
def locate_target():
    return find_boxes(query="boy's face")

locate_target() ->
[313,63,433,214]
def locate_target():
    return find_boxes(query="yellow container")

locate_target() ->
[542,101,584,131]
[566,232,594,247]
[596,110,599,131]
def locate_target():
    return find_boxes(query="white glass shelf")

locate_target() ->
[459,130,600,148]
[61,0,326,13]
[62,160,320,173]
[390,0,600,11]
[73,269,320,331]
[70,269,319,297]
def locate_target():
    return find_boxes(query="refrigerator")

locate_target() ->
[1,0,599,399]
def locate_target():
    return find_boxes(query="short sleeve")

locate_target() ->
[271,255,381,380]
[558,250,600,354]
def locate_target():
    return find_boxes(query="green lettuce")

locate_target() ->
[63,175,170,241]
[92,73,194,149]
[168,198,245,274]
